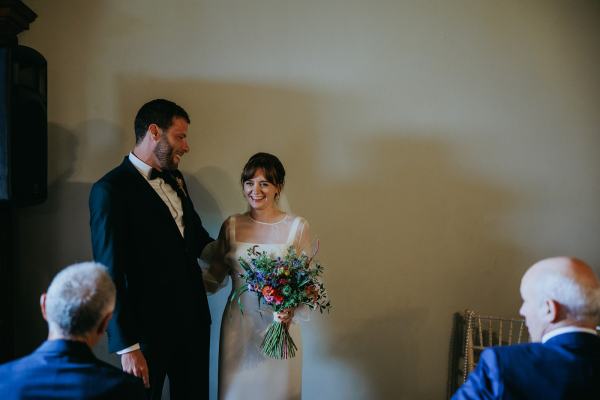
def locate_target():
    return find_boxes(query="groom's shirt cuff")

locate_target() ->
[116,343,140,355]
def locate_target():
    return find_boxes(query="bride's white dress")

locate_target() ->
[207,212,310,400]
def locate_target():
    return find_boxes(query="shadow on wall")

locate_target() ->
[15,0,118,344]
[298,134,526,399]
[186,167,231,234]
[14,119,134,356]
[15,0,127,340]
[14,123,91,355]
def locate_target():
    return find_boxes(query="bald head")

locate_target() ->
[526,257,599,289]
[520,257,600,341]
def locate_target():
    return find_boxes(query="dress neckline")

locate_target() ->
[247,213,289,225]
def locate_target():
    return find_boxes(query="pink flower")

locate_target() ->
[262,286,276,303]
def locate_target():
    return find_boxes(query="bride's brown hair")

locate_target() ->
[241,152,286,190]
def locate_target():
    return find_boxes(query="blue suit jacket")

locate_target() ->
[0,340,145,399]
[452,331,600,400]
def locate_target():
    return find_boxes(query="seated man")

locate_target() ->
[0,262,144,399]
[453,257,600,400]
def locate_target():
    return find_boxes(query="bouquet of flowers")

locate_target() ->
[231,243,331,359]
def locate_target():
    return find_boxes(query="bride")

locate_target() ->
[205,152,311,400]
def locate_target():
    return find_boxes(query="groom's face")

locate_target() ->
[154,117,190,170]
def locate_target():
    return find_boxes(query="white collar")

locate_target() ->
[541,326,598,343]
[128,152,153,179]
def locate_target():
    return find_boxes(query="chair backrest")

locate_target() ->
[462,309,529,382]
[448,313,598,398]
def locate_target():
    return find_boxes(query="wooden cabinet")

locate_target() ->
[0,0,37,363]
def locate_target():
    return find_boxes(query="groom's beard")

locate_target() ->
[154,135,177,170]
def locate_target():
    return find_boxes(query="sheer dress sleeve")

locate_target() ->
[292,217,315,322]
[201,217,232,293]
[294,217,312,256]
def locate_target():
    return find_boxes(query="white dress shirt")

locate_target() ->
[541,326,598,343]
[117,153,186,355]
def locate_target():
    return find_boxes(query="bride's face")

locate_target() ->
[243,169,280,211]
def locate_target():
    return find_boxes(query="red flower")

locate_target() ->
[274,294,284,305]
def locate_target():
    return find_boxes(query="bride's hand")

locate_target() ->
[274,309,294,325]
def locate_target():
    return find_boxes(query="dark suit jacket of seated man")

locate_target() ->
[453,257,600,400]
[0,262,145,400]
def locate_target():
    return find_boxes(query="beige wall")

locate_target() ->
[16,1,600,399]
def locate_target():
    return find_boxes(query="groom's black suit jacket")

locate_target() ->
[89,157,212,354]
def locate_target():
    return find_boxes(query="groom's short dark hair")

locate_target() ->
[134,99,190,143]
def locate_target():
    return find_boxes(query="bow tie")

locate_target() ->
[148,168,186,197]
[149,168,170,181]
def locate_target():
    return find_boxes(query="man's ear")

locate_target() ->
[544,299,560,323]
[97,311,113,335]
[148,123,161,141]
[40,293,48,321]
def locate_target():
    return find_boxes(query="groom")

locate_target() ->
[90,99,213,399]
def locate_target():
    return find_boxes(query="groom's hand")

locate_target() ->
[121,349,150,388]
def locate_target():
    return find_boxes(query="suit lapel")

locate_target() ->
[120,158,185,240]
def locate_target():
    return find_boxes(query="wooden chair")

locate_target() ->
[462,310,529,382]
[447,310,529,398]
